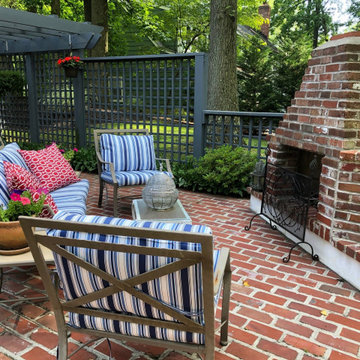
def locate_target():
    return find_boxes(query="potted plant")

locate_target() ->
[57,55,84,78]
[0,189,46,255]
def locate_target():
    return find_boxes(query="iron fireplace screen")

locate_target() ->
[261,163,312,241]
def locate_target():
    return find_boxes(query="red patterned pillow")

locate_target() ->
[18,143,80,192]
[4,161,41,192]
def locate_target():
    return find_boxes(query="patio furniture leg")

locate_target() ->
[113,183,118,217]
[220,256,231,346]
[98,179,104,208]
[204,346,215,360]
[56,327,68,360]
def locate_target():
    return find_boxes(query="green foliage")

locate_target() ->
[271,36,310,111]
[0,190,46,222]
[238,37,276,111]
[173,146,257,197]
[237,34,310,112]
[271,0,336,48]
[0,70,25,97]
[70,147,97,173]
[18,142,44,151]
[172,156,201,191]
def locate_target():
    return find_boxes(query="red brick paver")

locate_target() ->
[0,173,359,359]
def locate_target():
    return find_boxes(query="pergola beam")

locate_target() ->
[0,7,103,54]
[0,33,101,54]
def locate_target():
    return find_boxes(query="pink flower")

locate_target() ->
[73,148,78,152]
[59,149,65,153]
[10,193,21,201]
[20,197,31,205]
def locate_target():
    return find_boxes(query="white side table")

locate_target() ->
[132,199,192,224]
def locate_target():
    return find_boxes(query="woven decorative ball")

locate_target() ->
[142,173,178,210]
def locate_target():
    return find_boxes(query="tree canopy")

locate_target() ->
[0,0,357,112]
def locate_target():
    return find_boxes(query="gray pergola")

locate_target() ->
[0,7,103,146]
[0,6,102,55]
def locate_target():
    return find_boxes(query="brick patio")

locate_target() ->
[0,172,360,360]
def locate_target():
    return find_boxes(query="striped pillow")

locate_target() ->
[100,134,156,172]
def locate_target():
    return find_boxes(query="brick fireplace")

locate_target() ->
[250,32,360,288]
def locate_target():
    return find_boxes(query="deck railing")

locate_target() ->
[201,110,283,159]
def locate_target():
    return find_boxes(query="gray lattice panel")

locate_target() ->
[84,56,196,162]
[203,112,283,160]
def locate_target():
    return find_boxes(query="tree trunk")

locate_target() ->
[84,0,91,23]
[312,0,320,48]
[89,0,108,57]
[51,0,60,16]
[208,0,238,111]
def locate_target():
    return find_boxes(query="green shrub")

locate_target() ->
[18,142,44,151]
[172,156,201,191]
[70,146,97,173]
[0,70,25,97]
[173,146,257,197]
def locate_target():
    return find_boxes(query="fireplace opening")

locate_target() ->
[295,149,324,208]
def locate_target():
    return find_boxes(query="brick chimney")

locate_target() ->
[268,32,360,262]
[258,2,271,39]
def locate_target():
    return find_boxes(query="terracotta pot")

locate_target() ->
[0,220,29,255]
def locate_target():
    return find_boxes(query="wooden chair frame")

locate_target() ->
[20,216,231,360]
[0,135,5,150]
[93,128,172,216]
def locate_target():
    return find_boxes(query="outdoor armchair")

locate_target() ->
[94,128,172,216]
[20,214,231,360]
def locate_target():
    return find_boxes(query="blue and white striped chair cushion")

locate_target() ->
[0,162,10,207]
[0,142,29,170]
[100,134,156,172]
[50,179,89,215]
[101,170,172,186]
[49,213,219,344]
[0,143,29,207]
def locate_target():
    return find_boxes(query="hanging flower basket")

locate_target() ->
[57,56,84,78]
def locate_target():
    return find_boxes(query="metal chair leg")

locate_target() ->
[113,184,118,217]
[220,256,231,346]
[98,179,104,208]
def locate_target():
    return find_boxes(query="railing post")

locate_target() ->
[72,51,86,148]
[193,53,208,159]
[24,54,39,143]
